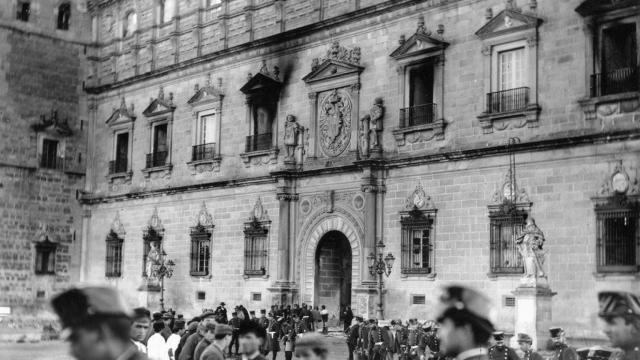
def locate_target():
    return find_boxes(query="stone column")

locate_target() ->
[276,192,294,282]
[513,285,556,350]
[361,169,377,284]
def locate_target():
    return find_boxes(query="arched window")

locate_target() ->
[123,11,137,37]
[57,2,71,30]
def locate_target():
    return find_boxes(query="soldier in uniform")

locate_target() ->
[516,334,544,360]
[549,328,578,360]
[50,286,147,360]
[266,313,281,360]
[403,319,422,360]
[488,332,519,360]
[228,312,241,357]
[348,316,363,360]
[597,291,640,360]
[258,310,270,330]
[359,318,375,360]
[434,285,496,360]
[422,321,441,360]
[215,302,228,324]
[369,320,386,360]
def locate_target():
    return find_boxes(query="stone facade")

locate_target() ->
[0,0,89,329]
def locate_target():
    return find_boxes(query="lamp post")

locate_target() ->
[152,249,175,312]
[367,240,395,320]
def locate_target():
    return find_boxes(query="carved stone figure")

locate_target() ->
[516,218,547,286]
[146,242,161,279]
[360,98,385,158]
[284,115,303,161]
[319,89,352,157]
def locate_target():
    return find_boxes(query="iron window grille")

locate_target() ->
[192,142,216,161]
[190,224,212,276]
[595,198,640,273]
[35,238,57,275]
[399,103,437,128]
[485,87,530,114]
[400,208,436,275]
[590,66,639,97]
[243,220,269,276]
[105,230,124,278]
[245,133,273,152]
[145,151,168,168]
[489,207,526,274]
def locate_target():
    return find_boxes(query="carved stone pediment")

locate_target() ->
[143,87,176,117]
[188,75,224,106]
[595,161,640,198]
[390,32,448,60]
[475,9,542,39]
[193,202,215,228]
[106,98,136,127]
[240,61,282,97]
[302,59,364,84]
[147,207,165,232]
[248,197,270,223]
[31,110,73,136]
[403,183,436,212]
[110,211,126,236]
[575,0,639,17]
[490,168,531,205]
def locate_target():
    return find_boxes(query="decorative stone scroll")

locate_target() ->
[490,168,531,205]
[110,211,126,236]
[404,183,435,211]
[193,202,215,228]
[249,197,270,223]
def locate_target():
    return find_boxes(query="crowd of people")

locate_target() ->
[49,286,639,360]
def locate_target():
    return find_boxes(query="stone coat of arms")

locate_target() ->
[319,88,352,157]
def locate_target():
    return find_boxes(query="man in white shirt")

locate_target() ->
[435,285,496,360]
[148,321,170,360]
[168,319,186,360]
[130,307,151,354]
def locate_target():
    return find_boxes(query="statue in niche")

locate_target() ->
[516,218,547,286]
[145,242,161,279]
[284,115,303,162]
[360,98,385,158]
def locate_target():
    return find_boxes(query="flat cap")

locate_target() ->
[435,285,496,332]
[549,327,564,338]
[173,320,186,330]
[214,324,233,336]
[598,291,640,318]
[517,333,532,344]
[51,286,132,329]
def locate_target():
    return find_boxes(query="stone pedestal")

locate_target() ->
[513,285,556,350]
[267,281,297,306]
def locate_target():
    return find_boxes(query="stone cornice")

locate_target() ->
[81,129,640,204]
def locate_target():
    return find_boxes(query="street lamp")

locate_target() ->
[367,240,395,320]
[151,249,175,312]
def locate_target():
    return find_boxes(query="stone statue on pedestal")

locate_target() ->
[146,242,161,280]
[516,218,547,286]
[284,115,303,164]
[360,98,384,158]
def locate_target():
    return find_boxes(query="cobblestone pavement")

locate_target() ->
[0,331,349,360]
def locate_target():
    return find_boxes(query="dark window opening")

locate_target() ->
[17,2,30,22]
[252,293,262,301]
[35,239,57,275]
[147,124,168,168]
[489,211,526,274]
[400,63,436,128]
[41,139,60,169]
[596,207,639,273]
[592,23,639,97]
[411,295,426,305]
[57,2,71,30]
[105,231,123,278]
[110,132,129,174]
[244,221,268,276]
[197,291,206,300]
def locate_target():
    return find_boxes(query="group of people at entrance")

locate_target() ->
[49,285,640,360]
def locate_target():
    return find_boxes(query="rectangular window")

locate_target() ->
[251,292,262,302]
[244,235,267,275]
[190,230,211,276]
[41,139,60,169]
[489,213,526,274]
[17,1,30,22]
[35,242,57,275]
[592,23,639,97]
[596,208,639,273]
[147,123,168,168]
[105,232,123,278]
[498,47,525,91]
[411,295,426,305]
[400,63,436,128]
[400,211,435,275]
[198,113,216,145]
[57,2,71,30]
[110,132,129,174]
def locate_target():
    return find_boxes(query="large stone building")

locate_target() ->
[1,0,639,346]
[0,0,90,330]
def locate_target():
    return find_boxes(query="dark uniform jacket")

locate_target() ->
[552,344,579,360]
[359,324,372,351]
[368,326,384,355]
[200,343,226,360]
[267,319,281,353]
[488,345,520,360]
[348,323,360,347]
[522,350,545,360]
[194,338,211,360]
[179,332,203,360]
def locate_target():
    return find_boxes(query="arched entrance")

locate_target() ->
[314,230,352,315]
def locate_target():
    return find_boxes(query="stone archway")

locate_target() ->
[298,213,362,308]
[314,231,352,316]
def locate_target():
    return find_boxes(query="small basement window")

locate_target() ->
[411,294,426,305]
[251,292,262,302]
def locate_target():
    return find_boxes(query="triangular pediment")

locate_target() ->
[576,0,639,16]
[143,87,176,117]
[187,85,224,105]
[106,98,136,126]
[390,32,449,59]
[31,110,73,136]
[476,9,542,39]
[302,59,364,84]
[240,72,282,94]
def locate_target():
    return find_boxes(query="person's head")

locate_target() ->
[295,333,329,360]
[435,285,495,357]
[238,320,266,355]
[153,321,165,334]
[203,322,217,342]
[549,328,566,347]
[231,312,237,318]
[260,309,266,317]
[516,333,533,352]
[162,312,173,327]
[130,307,151,342]
[214,324,233,348]
[201,312,217,326]
[492,332,505,346]
[321,305,325,310]
[598,291,640,351]
[249,310,256,318]
[51,287,134,360]
[173,320,186,335]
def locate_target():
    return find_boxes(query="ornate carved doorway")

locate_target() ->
[314,230,352,316]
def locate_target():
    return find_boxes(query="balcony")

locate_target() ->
[245,133,273,153]
[40,155,64,170]
[145,151,168,168]
[399,103,437,128]
[192,143,216,161]
[485,87,530,114]
[108,159,128,174]
[590,66,639,97]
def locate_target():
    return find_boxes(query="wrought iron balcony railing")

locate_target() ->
[108,159,128,174]
[245,133,273,153]
[192,142,216,161]
[485,87,530,114]
[399,103,437,128]
[145,151,168,168]
[590,66,639,97]
[40,155,64,170]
